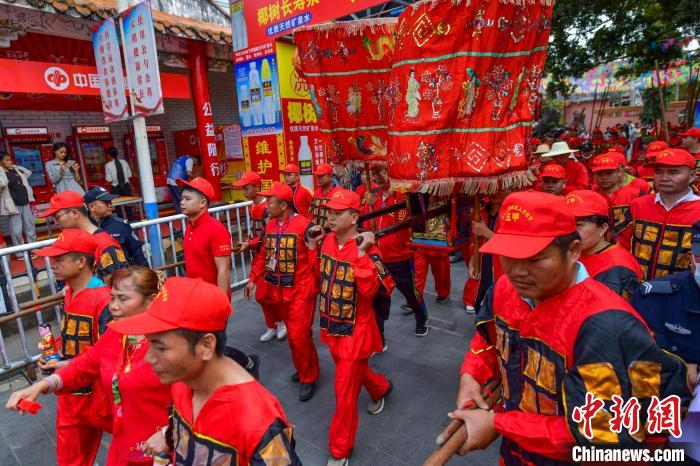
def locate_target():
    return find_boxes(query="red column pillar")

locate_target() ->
[189,40,222,201]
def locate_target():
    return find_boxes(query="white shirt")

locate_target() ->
[105,159,132,186]
[166,158,194,186]
[654,189,700,211]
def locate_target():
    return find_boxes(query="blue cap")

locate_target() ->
[83,186,119,204]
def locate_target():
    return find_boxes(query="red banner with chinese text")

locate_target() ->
[243,133,287,190]
[386,0,553,195]
[293,19,398,164]
[281,97,326,171]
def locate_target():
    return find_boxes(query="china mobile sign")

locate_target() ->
[92,0,164,122]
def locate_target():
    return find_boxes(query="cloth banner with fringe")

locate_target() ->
[386,0,554,195]
[293,19,398,164]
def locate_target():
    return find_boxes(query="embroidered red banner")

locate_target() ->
[293,19,397,164]
[386,0,554,195]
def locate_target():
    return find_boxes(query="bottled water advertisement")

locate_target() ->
[235,51,282,137]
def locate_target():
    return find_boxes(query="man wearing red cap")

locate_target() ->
[282,163,313,217]
[565,190,642,299]
[589,153,645,251]
[536,163,567,196]
[630,148,700,279]
[38,191,129,281]
[540,141,589,194]
[310,163,338,229]
[365,165,429,337]
[635,140,668,182]
[33,230,113,466]
[234,172,287,343]
[245,181,320,401]
[110,277,301,465]
[307,189,394,466]
[179,177,260,377]
[680,127,700,159]
[450,191,690,464]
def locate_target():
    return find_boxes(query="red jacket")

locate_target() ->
[362,190,412,262]
[318,233,395,359]
[629,193,700,279]
[250,213,318,303]
[580,244,642,299]
[626,175,651,195]
[57,329,171,466]
[461,275,689,464]
[168,381,300,465]
[593,184,645,251]
[311,186,339,228]
[292,183,313,218]
[562,160,590,194]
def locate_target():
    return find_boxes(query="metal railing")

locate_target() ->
[0,201,254,380]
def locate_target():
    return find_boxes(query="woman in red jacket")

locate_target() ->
[7,267,172,465]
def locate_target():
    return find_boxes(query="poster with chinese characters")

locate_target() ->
[92,18,128,123]
[120,0,164,117]
[243,133,287,190]
[234,42,282,137]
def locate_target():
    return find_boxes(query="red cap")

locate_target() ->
[233,171,262,187]
[109,277,231,334]
[564,190,610,217]
[313,163,333,175]
[680,127,700,139]
[568,136,584,149]
[649,148,695,168]
[281,163,300,174]
[259,181,293,202]
[539,163,566,180]
[34,229,97,256]
[324,189,361,211]
[480,191,576,259]
[37,191,84,218]
[646,140,669,154]
[610,145,625,154]
[590,153,622,172]
[530,137,542,145]
[177,177,215,201]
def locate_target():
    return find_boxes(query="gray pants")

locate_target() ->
[6,204,36,252]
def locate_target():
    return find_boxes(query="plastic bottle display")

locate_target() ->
[239,84,252,127]
[298,135,312,161]
[249,62,263,126]
[261,58,276,125]
[230,0,248,51]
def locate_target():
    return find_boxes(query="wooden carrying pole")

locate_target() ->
[423,378,502,466]
[655,60,670,144]
[588,83,598,134]
[471,195,481,276]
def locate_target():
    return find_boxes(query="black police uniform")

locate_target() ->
[99,215,148,266]
[631,271,700,365]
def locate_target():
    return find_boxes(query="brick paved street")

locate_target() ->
[0,260,500,465]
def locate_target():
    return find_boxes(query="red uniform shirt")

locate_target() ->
[311,185,339,228]
[57,329,171,466]
[629,193,700,279]
[580,244,642,298]
[593,184,644,251]
[93,229,129,281]
[562,160,590,194]
[183,212,232,286]
[59,277,112,425]
[625,175,651,195]
[248,198,268,252]
[168,381,300,465]
[363,190,412,262]
[318,234,395,359]
[291,183,313,217]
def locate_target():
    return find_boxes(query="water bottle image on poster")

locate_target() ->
[235,53,282,137]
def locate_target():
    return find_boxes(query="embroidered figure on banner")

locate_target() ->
[485,64,513,121]
[416,141,438,180]
[301,41,323,65]
[366,80,389,120]
[346,85,362,116]
[386,79,401,120]
[458,68,481,120]
[405,68,421,120]
[329,138,344,163]
[362,34,395,62]
[421,65,453,120]
[317,84,341,124]
[466,5,493,38]
[309,85,323,118]
[348,134,387,158]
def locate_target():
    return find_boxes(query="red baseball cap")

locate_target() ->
[610,145,625,154]
[281,163,300,174]
[480,191,576,259]
[590,153,622,172]
[680,127,700,139]
[233,171,262,187]
[37,191,85,218]
[539,163,566,180]
[109,277,231,335]
[34,229,97,256]
[648,148,695,168]
[530,137,542,146]
[313,163,333,175]
[646,140,669,154]
[564,190,610,218]
[177,177,215,201]
[259,181,293,202]
[324,189,361,211]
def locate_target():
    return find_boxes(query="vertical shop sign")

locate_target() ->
[92,18,128,122]
[120,0,164,117]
